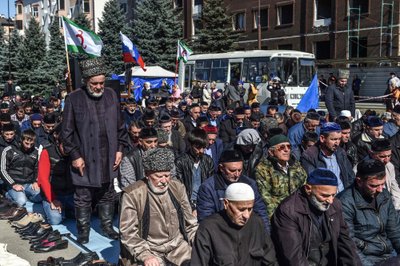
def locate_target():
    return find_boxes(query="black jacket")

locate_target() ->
[219,117,251,145]
[390,132,400,185]
[0,145,38,186]
[272,188,361,266]
[325,84,355,118]
[340,140,358,167]
[192,210,278,265]
[175,152,214,201]
[300,143,355,189]
[46,142,73,195]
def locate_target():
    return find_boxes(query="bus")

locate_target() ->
[179,50,316,107]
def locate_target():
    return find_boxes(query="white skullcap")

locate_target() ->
[225,183,255,201]
[340,110,351,117]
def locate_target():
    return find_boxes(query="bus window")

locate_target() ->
[298,59,315,86]
[243,58,270,84]
[210,59,228,82]
[272,57,297,85]
[184,64,192,89]
[194,60,212,81]
[229,62,242,85]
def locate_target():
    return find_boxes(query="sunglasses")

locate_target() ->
[275,144,291,151]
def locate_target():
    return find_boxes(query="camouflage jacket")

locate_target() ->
[255,156,306,217]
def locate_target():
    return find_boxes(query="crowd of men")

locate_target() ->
[1,58,400,265]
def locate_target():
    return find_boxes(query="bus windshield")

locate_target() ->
[271,57,315,86]
[298,59,315,86]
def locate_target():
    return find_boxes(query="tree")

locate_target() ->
[73,12,91,29]
[98,0,127,75]
[18,19,47,94]
[0,26,8,83]
[6,29,23,84]
[191,0,239,53]
[132,0,182,70]
[46,17,66,88]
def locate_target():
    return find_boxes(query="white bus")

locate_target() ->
[179,50,316,107]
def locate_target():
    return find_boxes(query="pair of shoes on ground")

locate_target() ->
[10,212,44,228]
[37,251,100,266]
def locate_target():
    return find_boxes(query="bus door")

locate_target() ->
[228,59,243,85]
[184,63,193,91]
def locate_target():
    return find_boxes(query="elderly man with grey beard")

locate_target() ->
[271,168,361,266]
[62,58,128,244]
[119,148,197,266]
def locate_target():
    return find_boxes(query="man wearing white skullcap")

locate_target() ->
[191,183,278,265]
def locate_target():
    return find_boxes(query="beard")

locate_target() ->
[309,194,330,212]
[87,86,104,98]
[148,180,169,194]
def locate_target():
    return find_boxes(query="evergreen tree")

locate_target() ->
[18,19,46,94]
[47,17,66,87]
[0,26,8,83]
[6,29,23,84]
[73,12,91,29]
[191,0,239,53]
[132,0,182,70]
[98,0,127,75]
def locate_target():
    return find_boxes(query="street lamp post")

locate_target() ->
[7,0,11,80]
[257,0,261,49]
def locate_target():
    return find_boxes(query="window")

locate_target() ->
[17,5,22,14]
[83,0,90,13]
[314,41,330,59]
[174,0,183,8]
[349,0,369,14]
[120,3,127,13]
[16,20,23,30]
[32,5,39,17]
[253,8,268,29]
[243,58,271,83]
[59,0,65,10]
[277,4,293,25]
[210,59,228,82]
[349,37,367,58]
[194,60,212,81]
[233,12,245,31]
[315,0,331,20]
[194,0,202,5]
[193,19,203,35]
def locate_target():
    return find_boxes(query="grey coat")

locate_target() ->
[62,87,128,187]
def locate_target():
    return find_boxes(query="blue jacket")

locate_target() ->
[208,138,223,172]
[288,122,320,149]
[338,184,400,266]
[196,172,271,233]
[383,121,399,138]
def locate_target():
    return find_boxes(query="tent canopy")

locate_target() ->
[120,66,177,78]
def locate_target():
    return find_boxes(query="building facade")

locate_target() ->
[183,0,400,68]
[14,0,107,44]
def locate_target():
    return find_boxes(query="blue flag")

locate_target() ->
[297,74,319,112]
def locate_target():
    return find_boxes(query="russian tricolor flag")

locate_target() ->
[119,32,146,71]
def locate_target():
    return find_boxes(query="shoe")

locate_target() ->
[75,207,91,244]
[30,230,61,245]
[11,213,44,228]
[0,207,26,220]
[86,260,115,266]
[21,226,52,240]
[16,221,40,234]
[37,256,64,266]
[57,251,99,266]
[28,229,52,243]
[7,207,27,221]
[98,203,119,240]
[18,223,41,236]
[33,239,68,253]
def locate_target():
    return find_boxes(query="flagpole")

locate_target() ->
[62,17,73,93]
[174,40,179,86]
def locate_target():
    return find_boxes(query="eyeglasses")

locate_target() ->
[275,144,291,151]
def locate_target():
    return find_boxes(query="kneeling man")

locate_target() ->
[272,168,361,265]
[191,182,278,265]
[119,148,198,266]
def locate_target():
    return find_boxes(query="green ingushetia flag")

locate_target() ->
[62,16,103,57]
[176,40,193,63]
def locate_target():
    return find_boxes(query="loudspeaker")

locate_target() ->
[69,57,83,90]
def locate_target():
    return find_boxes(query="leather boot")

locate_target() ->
[98,203,119,240]
[75,207,91,244]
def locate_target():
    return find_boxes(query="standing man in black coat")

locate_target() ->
[325,69,355,121]
[62,58,128,244]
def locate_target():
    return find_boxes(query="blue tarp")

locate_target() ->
[111,74,175,102]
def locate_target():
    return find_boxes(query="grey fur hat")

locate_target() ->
[143,147,175,172]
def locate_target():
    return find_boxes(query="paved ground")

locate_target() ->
[0,220,80,266]
[0,201,120,266]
